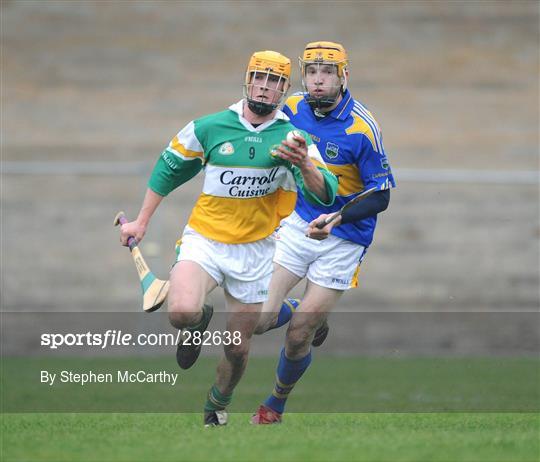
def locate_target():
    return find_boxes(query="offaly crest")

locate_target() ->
[218,142,235,155]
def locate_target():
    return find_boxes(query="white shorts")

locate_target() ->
[175,226,274,304]
[274,212,367,290]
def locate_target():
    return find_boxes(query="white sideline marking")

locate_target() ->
[1,162,539,184]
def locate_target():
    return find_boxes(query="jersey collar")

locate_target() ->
[229,100,290,133]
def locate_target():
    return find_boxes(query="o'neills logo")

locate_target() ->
[219,167,280,198]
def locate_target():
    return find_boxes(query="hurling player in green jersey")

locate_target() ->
[119,50,337,427]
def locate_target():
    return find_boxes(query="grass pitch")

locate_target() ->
[2,412,538,462]
[2,356,539,461]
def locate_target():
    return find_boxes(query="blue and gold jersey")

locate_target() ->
[283,90,395,247]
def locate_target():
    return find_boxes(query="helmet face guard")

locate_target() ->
[244,69,290,115]
[299,41,348,110]
[243,51,291,116]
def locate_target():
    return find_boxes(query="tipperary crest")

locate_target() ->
[380,156,389,170]
[219,142,235,155]
[325,142,339,159]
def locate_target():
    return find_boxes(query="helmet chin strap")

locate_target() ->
[247,99,276,116]
[307,97,336,110]
[307,85,343,111]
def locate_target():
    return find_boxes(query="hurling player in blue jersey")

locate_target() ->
[251,41,395,424]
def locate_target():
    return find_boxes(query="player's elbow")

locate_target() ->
[378,189,390,213]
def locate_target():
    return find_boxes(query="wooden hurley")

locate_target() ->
[114,211,169,312]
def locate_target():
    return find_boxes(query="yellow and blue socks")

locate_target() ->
[271,298,300,330]
[204,385,232,412]
[264,348,312,414]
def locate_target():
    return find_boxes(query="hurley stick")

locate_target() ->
[114,211,169,312]
[316,186,378,228]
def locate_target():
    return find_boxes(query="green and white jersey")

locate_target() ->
[148,100,338,244]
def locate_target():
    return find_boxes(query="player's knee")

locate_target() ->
[167,299,202,328]
[286,325,312,354]
[224,340,250,361]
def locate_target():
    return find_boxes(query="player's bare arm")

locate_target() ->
[120,188,164,246]
[274,134,329,203]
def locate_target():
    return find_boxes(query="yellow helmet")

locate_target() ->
[247,50,292,80]
[244,51,291,116]
[301,41,348,77]
[299,41,348,109]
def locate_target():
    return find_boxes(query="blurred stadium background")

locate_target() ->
[2,1,539,356]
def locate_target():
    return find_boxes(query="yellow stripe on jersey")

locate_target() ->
[188,189,297,244]
[311,158,328,171]
[284,95,304,115]
[345,113,378,153]
[327,163,364,197]
[169,136,205,161]
[363,108,380,132]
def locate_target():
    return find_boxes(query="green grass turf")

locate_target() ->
[2,412,539,462]
[1,356,539,461]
